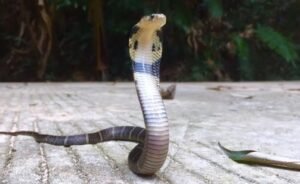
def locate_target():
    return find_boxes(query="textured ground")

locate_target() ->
[0,82,299,184]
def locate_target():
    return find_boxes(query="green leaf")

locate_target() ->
[233,35,249,61]
[218,142,255,161]
[256,25,299,64]
[218,142,300,170]
[233,35,253,80]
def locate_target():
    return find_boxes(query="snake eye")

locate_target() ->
[150,15,155,20]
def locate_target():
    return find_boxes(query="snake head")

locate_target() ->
[137,14,166,30]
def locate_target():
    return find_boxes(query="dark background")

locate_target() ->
[0,0,299,82]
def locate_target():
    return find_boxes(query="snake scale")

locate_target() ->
[0,14,168,175]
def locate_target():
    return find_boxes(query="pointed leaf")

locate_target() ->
[219,142,300,170]
[256,25,299,64]
[218,142,255,161]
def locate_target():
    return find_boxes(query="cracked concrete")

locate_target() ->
[0,82,299,184]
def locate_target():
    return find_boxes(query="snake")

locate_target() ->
[0,14,168,176]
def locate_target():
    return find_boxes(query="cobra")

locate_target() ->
[0,14,168,175]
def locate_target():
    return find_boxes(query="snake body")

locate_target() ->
[0,14,168,175]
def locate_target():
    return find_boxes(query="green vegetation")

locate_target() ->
[0,0,299,81]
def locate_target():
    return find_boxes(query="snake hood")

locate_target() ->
[129,14,165,66]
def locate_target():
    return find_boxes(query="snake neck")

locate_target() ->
[133,41,167,127]
[133,39,163,117]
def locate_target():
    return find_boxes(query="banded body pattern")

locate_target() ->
[0,126,145,146]
[0,14,169,176]
[128,14,168,174]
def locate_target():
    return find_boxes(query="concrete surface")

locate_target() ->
[0,82,299,184]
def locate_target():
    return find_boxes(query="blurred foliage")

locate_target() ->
[0,0,299,81]
[256,25,298,64]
